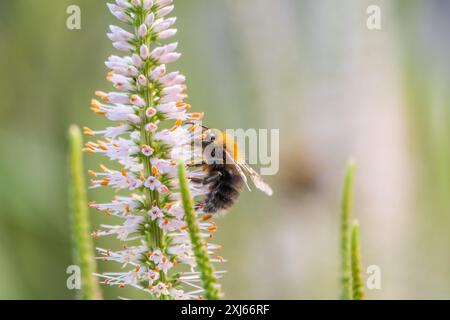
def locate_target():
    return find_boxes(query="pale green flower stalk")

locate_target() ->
[351,221,364,300]
[68,125,102,300]
[84,0,223,300]
[177,162,222,300]
[340,160,355,300]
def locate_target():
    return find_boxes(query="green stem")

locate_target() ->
[177,161,222,300]
[135,7,166,294]
[351,221,364,300]
[68,125,102,300]
[340,159,356,300]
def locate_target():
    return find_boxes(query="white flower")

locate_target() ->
[158,184,170,194]
[170,288,188,300]
[108,25,135,41]
[145,12,155,26]
[108,73,134,91]
[145,122,158,133]
[149,249,164,264]
[144,176,161,190]
[148,269,160,284]
[138,24,148,37]
[131,53,143,67]
[158,5,174,18]
[98,215,145,241]
[130,94,146,107]
[148,206,164,221]
[113,41,134,52]
[137,75,148,86]
[153,18,177,33]
[151,158,177,175]
[151,64,166,80]
[143,0,154,10]
[107,4,129,22]
[157,0,173,7]
[105,92,130,104]
[141,144,154,157]
[159,52,181,64]
[166,203,184,218]
[140,44,150,60]
[158,28,177,40]
[146,107,157,118]
[152,282,169,297]
[158,256,173,274]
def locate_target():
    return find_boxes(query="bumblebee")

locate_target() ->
[187,124,273,215]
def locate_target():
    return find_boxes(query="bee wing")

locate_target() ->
[224,150,252,191]
[239,161,273,196]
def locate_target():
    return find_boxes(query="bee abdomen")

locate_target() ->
[203,180,242,214]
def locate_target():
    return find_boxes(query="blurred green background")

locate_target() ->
[1,0,450,299]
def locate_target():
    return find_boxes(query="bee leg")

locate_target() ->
[190,172,222,185]
[195,202,204,211]
[203,172,222,184]
[186,161,206,168]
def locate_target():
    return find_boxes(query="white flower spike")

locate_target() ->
[86,0,220,300]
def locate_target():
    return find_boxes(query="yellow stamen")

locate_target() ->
[152,166,160,177]
[91,230,100,238]
[170,119,184,132]
[91,99,101,108]
[83,127,95,136]
[97,142,108,150]
[202,214,213,221]
[190,112,205,121]
[82,148,95,154]
[95,91,109,102]
[100,164,110,172]
[189,124,199,132]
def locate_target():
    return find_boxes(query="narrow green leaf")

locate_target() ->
[68,125,102,300]
[177,161,222,300]
[351,221,364,300]
[340,159,356,300]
